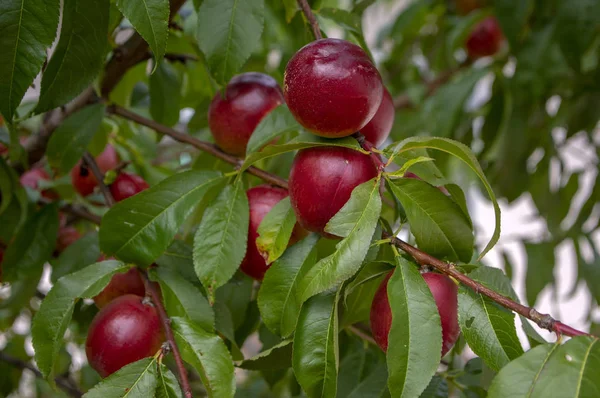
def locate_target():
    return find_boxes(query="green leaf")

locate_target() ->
[156,363,183,398]
[445,183,473,228]
[240,133,365,172]
[46,104,105,174]
[51,232,101,282]
[387,256,442,398]
[83,357,158,398]
[150,266,214,332]
[194,179,249,300]
[150,61,182,127]
[493,0,533,49]
[387,177,473,262]
[197,0,265,84]
[487,343,557,398]
[342,261,389,328]
[32,260,128,380]
[347,364,388,398]
[34,0,109,113]
[258,234,319,337]
[172,317,236,398]
[457,269,524,372]
[237,340,293,370]
[256,197,297,265]
[525,242,555,306]
[555,0,600,70]
[300,178,382,301]
[100,170,224,266]
[385,136,501,260]
[293,291,340,398]
[419,376,449,398]
[318,8,371,59]
[116,0,169,69]
[246,105,301,155]
[2,204,59,282]
[0,0,60,119]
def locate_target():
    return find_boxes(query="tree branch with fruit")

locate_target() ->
[1,0,599,397]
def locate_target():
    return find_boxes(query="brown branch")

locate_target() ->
[110,103,590,338]
[82,152,115,207]
[348,325,377,346]
[297,0,322,40]
[0,351,82,398]
[142,52,199,64]
[140,270,193,398]
[38,198,103,225]
[393,61,472,109]
[107,105,289,189]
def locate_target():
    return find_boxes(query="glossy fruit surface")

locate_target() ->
[56,227,81,253]
[466,17,503,59]
[370,272,460,356]
[93,268,146,308]
[86,295,163,377]
[240,185,305,280]
[20,168,57,200]
[284,38,383,138]
[71,145,119,197]
[288,146,378,236]
[360,89,395,147]
[110,172,149,202]
[208,72,283,156]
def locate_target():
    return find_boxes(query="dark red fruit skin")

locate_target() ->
[360,89,395,147]
[71,145,119,197]
[288,146,378,236]
[20,168,58,200]
[110,172,149,202]
[240,185,306,280]
[284,38,383,138]
[370,272,460,356]
[56,227,81,253]
[86,295,164,377]
[208,72,284,156]
[466,17,503,59]
[93,268,146,308]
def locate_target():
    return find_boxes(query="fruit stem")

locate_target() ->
[297,0,323,40]
[140,269,193,398]
[82,152,115,207]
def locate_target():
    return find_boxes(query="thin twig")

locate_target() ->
[110,103,591,339]
[82,152,115,207]
[38,198,103,225]
[0,351,83,398]
[107,105,289,189]
[348,325,378,346]
[297,0,322,40]
[140,270,193,398]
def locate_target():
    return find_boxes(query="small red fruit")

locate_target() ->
[240,185,306,280]
[109,172,149,202]
[56,227,81,253]
[93,268,146,308]
[370,272,460,356]
[71,145,119,197]
[360,89,395,147]
[86,295,163,377]
[284,38,383,138]
[20,168,57,200]
[208,72,284,156]
[466,17,504,59]
[288,146,378,236]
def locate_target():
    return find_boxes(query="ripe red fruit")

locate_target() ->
[289,146,378,236]
[20,168,57,200]
[71,145,119,197]
[93,268,146,308]
[284,38,383,138]
[240,185,306,280]
[56,227,81,253]
[208,72,284,156]
[360,89,395,147]
[86,295,163,377]
[370,272,460,356]
[109,172,149,202]
[466,17,504,59]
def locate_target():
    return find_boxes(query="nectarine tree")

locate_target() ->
[0,0,599,397]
